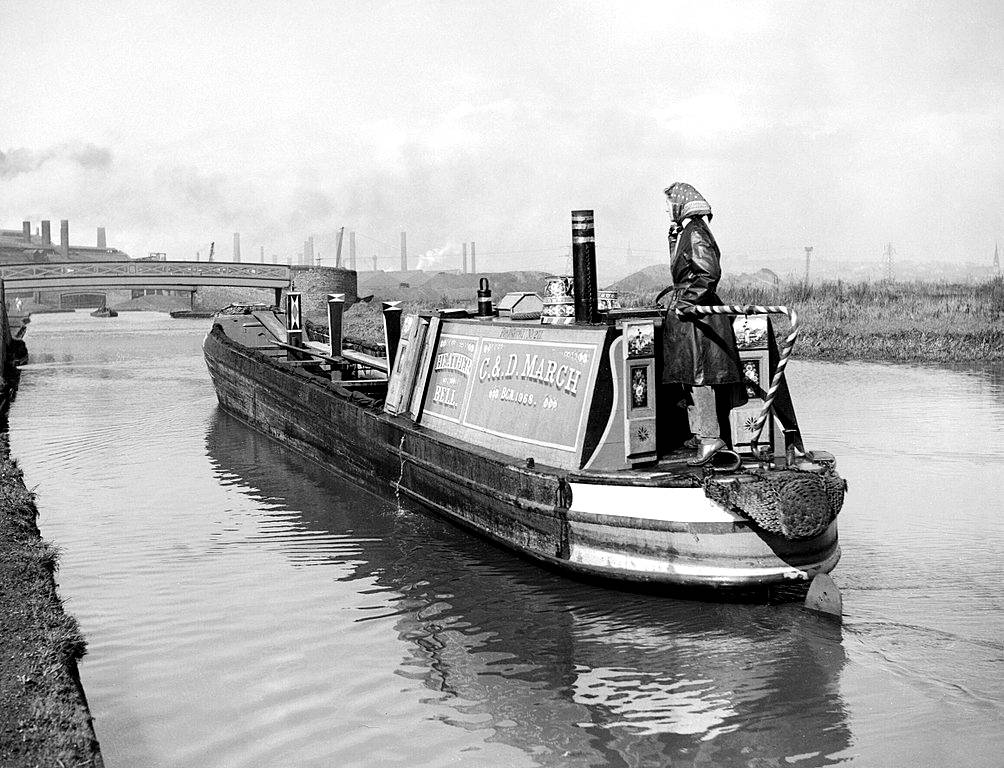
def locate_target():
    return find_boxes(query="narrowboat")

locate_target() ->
[203,211,846,592]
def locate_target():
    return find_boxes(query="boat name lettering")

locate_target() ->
[498,328,545,340]
[432,385,459,407]
[477,352,582,395]
[433,351,473,376]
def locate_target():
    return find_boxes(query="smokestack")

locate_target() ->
[260,245,265,263]
[60,219,69,257]
[335,227,345,268]
[400,231,407,272]
[462,242,468,274]
[41,220,51,246]
[470,241,476,274]
[571,210,598,323]
[97,227,106,249]
[22,221,31,242]
[233,232,241,263]
[349,231,356,271]
[372,255,377,271]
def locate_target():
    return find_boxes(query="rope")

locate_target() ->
[675,304,799,458]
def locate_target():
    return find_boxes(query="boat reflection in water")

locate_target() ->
[206,409,851,766]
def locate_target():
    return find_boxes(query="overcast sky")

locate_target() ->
[1,0,1001,279]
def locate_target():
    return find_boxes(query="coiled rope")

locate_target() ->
[675,304,800,458]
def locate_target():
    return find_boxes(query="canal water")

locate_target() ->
[8,311,1003,768]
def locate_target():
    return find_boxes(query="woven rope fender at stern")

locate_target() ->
[704,470,846,541]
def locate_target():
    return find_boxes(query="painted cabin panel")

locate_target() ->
[419,321,607,468]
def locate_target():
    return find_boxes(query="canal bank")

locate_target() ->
[0,438,103,767]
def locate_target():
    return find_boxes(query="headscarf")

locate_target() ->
[664,182,712,224]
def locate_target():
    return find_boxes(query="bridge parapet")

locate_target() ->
[0,260,292,290]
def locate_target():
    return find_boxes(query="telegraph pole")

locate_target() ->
[883,242,895,282]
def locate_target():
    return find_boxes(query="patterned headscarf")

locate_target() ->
[664,182,712,223]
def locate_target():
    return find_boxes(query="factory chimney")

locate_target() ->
[400,231,407,272]
[462,242,468,274]
[97,227,106,249]
[470,241,477,274]
[22,221,31,243]
[60,220,69,257]
[571,210,598,323]
[233,232,241,263]
[41,220,51,246]
[349,231,356,271]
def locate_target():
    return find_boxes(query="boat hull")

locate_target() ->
[204,326,840,589]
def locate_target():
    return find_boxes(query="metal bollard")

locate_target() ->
[285,292,303,351]
[327,293,345,380]
[382,301,403,373]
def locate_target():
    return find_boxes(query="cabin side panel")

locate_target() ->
[418,322,608,469]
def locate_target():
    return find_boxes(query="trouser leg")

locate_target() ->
[713,384,735,448]
[689,384,738,446]
[688,386,720,441]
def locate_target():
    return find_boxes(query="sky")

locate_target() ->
[1,0,1001,281]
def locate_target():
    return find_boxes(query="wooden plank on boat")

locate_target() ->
[341,348,388,373]
[252,310,288,343]
[410,315,442,421]
[384,314,429,415]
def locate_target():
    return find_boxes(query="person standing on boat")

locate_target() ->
[661,182,748,465]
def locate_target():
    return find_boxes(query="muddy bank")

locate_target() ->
[0,439,103,767]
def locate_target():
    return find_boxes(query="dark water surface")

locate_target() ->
[9,312,1003,767]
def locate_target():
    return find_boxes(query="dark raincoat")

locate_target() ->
[661,217,748,407]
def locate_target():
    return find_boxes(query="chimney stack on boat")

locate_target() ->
[476,277,494,316]
[571,210,598,323]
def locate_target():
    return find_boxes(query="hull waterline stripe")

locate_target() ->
[568,483,741,523]
[568,543,842,582]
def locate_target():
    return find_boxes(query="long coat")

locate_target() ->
[661,218,748,404]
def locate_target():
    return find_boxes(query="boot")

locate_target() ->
[687,437,726,467]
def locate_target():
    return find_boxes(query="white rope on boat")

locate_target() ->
[676,304,799,457]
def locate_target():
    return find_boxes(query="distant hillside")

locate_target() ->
[607,265,673,299]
